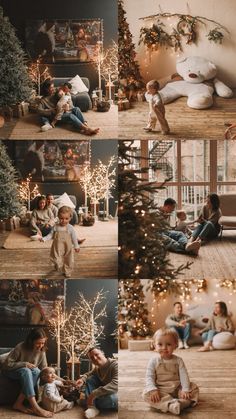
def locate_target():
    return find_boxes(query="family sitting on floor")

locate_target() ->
[143,300,235,415]
[30,194,85,278]
[159,193,222,256]
[2,328,118,418]
[38,79,99,135]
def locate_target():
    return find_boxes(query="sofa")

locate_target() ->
[219,194,236,237]
[30,194,79,225]
[53,77,92,112]
[0,348,21,405]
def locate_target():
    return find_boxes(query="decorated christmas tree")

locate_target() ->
[118,0,144,99]
[0,141,22,220]
[0,6,31,108]
[118,279,151,338]
[118,141,191,280]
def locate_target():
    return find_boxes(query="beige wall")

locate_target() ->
[124,0,236,86]
[142,279,236,331]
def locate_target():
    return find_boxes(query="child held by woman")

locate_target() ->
[143,328,199,415]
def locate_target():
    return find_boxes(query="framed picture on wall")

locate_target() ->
[0,280,65,326]
[25,19,103,63]
[14,140,90,182]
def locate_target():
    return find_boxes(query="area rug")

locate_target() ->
[3,219,117,249]
[9,105,118,140]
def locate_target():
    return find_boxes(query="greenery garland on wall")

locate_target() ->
[139,12,229,54]
[148,278,207,301]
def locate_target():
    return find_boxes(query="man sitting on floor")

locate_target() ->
[76,347,118,419]
[166,301,192,349]
[158,198,201,255]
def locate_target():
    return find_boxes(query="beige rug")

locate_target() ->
[9,105,118,140]
[3,220,117,249]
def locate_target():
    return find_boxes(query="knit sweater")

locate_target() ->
[165,313,191,328]
[30,208,55,230]
[201,314,235,333]
[2,342,47,371]
[81,358,118,398]
[199,205,222,226]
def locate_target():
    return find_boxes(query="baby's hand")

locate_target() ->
[149,389,161,403]
[39,237,44,242]
[75,248,80,253]
[179,390,191,400]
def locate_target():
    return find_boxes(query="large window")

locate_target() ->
[137,140,236,220]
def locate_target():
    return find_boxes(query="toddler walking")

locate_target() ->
[143,328,199,415]
[40,367,74,413]
[41,205,80,277]
[144,80,170,134]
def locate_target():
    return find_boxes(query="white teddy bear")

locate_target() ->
[160,56,233,109]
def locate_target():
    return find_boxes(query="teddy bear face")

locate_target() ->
[176,56,217,84]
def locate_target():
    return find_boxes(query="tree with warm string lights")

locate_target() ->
[0,141,22,221]
[118,141,191,280]
[0,6,31,108]
[118,0,144,99]
[118,279,152,338]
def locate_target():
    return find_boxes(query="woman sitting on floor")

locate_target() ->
[30,195,55,240]
[190,193,222,243]
[197,301,234,352]
[1,328,53,417]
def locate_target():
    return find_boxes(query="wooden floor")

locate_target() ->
[0,405,117,419]
[118,97,236,140]
[119,348,236,418]
[0,231,117,280]
[168,231,236,280]
[0,105,118,140]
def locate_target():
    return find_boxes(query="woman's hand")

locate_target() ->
[149,389,161,403]
[76,378,84,388]
[179,390,191,400]
[26,362,36,369]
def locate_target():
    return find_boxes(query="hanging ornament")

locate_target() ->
[177,15,198,44]
[207,27,224,44]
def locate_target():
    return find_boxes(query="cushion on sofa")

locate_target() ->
[212,332,236,350]
[54,192,76,209]
[68,75,89,93]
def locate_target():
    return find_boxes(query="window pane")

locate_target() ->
[217,141,236,182]
[181,140,210,182]
[181,185,209,220]
[217,184,236,194]
[149,140,177,182]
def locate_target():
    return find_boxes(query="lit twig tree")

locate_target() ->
[27,58,51,95]
[48,297,66,376]
[49,291,107,380]
[79,157,116,217]
[99,40,118,102]
[18,174,40,211]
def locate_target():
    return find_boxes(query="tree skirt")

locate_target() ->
[9,105,118,140]
[3,220,117,249]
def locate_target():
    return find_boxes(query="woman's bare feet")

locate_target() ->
[197,344,210,352]
[32,406,53,417]
[84,127,100,136]
[13,402,32,414]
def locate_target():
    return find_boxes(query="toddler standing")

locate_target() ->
[144,80,170,134]
[40,367,74,413]
[143,328,199,415]
[41,205,80,277]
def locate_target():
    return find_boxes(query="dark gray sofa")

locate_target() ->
[53,77,92,112]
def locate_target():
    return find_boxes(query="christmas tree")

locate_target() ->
[118,141,191,280]
[118,0,144,99]
[118,279,151,338]
[0,6,31,108]
[0,141,22,220]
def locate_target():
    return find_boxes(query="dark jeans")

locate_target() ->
[31,224,52,237]
[3,367,40,398]
[192,221,219,241]
[85,375,118,411]
[172,323,191,342]
[41,107,85,130]
[163,230,188,253]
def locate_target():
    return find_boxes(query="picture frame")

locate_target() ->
[0,280,65,326]
[14,140,90,183]
[25,19,103,63]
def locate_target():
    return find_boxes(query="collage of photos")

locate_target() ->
[0,0,236,419]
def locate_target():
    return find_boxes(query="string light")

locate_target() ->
[18,174,40,211]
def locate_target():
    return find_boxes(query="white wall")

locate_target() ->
[142,279,236,330]
[124,0,236,86]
